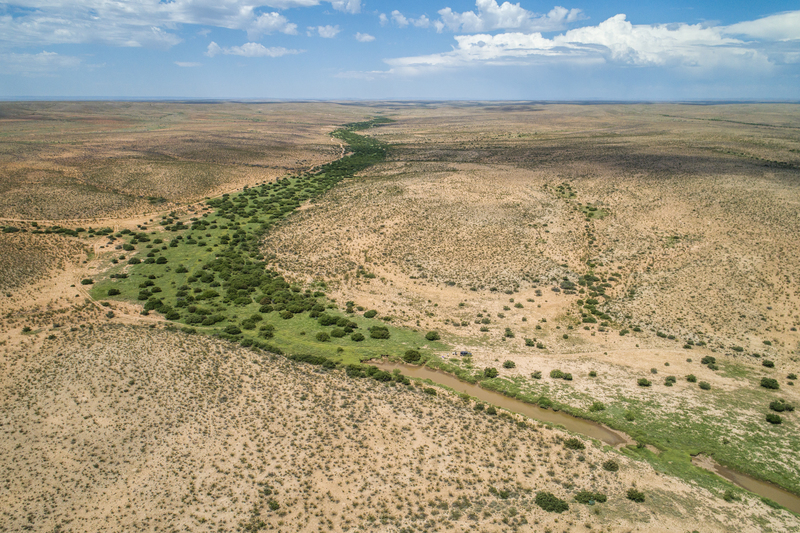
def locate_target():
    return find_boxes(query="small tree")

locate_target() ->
[484,367,499,378]
[425,331,440,341]
[502,360,516,369]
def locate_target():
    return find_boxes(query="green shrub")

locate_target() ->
[403,349,421,363]
[698,381,711,390]
[316,332,330,342]
[474,403,485,411]
[766,413,782,424]
[223,325,241,335]
[425,331,440,341]
[531,371,542,379]
[363,310,377,318]
[686,374,697,383]
[502,360,516,369]
[504,327,514,338]
[279,310,294,320]
[603,459,619,472]
[637,378,651,387]
[788,373,798,380]
[574,491,607,504]
[770,400,794,412]
[369,325,390,339]
[589,370,597,377]
[107,288,121,296]
[350,332,365,342]
[486,406,497,415]
[761,378,780,390]
[483,367,499,378]
[423,387,437,396]
[563,373,573,381]
[241,319,256,330]
[564,438,585,450]
[762,360,775,368]
[538,397,553,409]
[535,492,569,513]
[525,338,535,346]
[550,369,564,379]
[80,278,94,285]
[589,401,605,412]
[626,488,645,502]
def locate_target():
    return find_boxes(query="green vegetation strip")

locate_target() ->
[92,117,448,367]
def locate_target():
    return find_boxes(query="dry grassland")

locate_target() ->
[266,103,800,364]
[1,324,793,533]
[2,102,800,531]
[0,101,371,221]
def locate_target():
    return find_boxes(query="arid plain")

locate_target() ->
[2,101,800,532]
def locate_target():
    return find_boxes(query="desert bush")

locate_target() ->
[502,360,515,369]
[369,325,390,339]
[330,328,346,338]
[563,373,573,381]
[626,488,646,502]
[637,378,651,387]
[363,310,377,318]
[531,371,542,379]
[538,396,553,409]
[423,387,437,396]
[80,278,94,285]
[241,319,256,330]
[486,406,497,415]
[589,401,605,412]
[483,367,499,378]
[686,374,697,383]
[602,460,619,472]
[474,403,485,411]
[550,369,564,379]
[589,370,597,377]
[788,373,798,380]
[316,332,330,342]
[107,288,121,296]
[279,310,294,320]
[698,381,711,390]
[223,325,241,335]
[525,338,535,346]
[574,491,607,504]
[535,492,569,513]
[564,438,585,450]
[504,327,514,338]
[403,350,421,363]
[766,413,782,425]
[769,400,794,412]
[425,331,440,341]
[762,360,775,368]
[761,378,780,390]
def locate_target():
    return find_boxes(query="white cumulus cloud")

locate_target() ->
[379,11,800,75]
[355,32,375,42]
[175,61,202,67]
[0,50,82,76]
[0,1,358,49]
[437,1,584,33]
[308,25,340,38]
[206,41,302,57]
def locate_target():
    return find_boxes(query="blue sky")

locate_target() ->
[1,0,798,100]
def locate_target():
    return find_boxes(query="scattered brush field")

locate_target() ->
[2,102,800,530]
[1,324,793,533]
[0,101,372,221]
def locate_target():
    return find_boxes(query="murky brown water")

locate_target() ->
[692,456,800,514]
[374,361,800,514]
[373,361,628,446]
